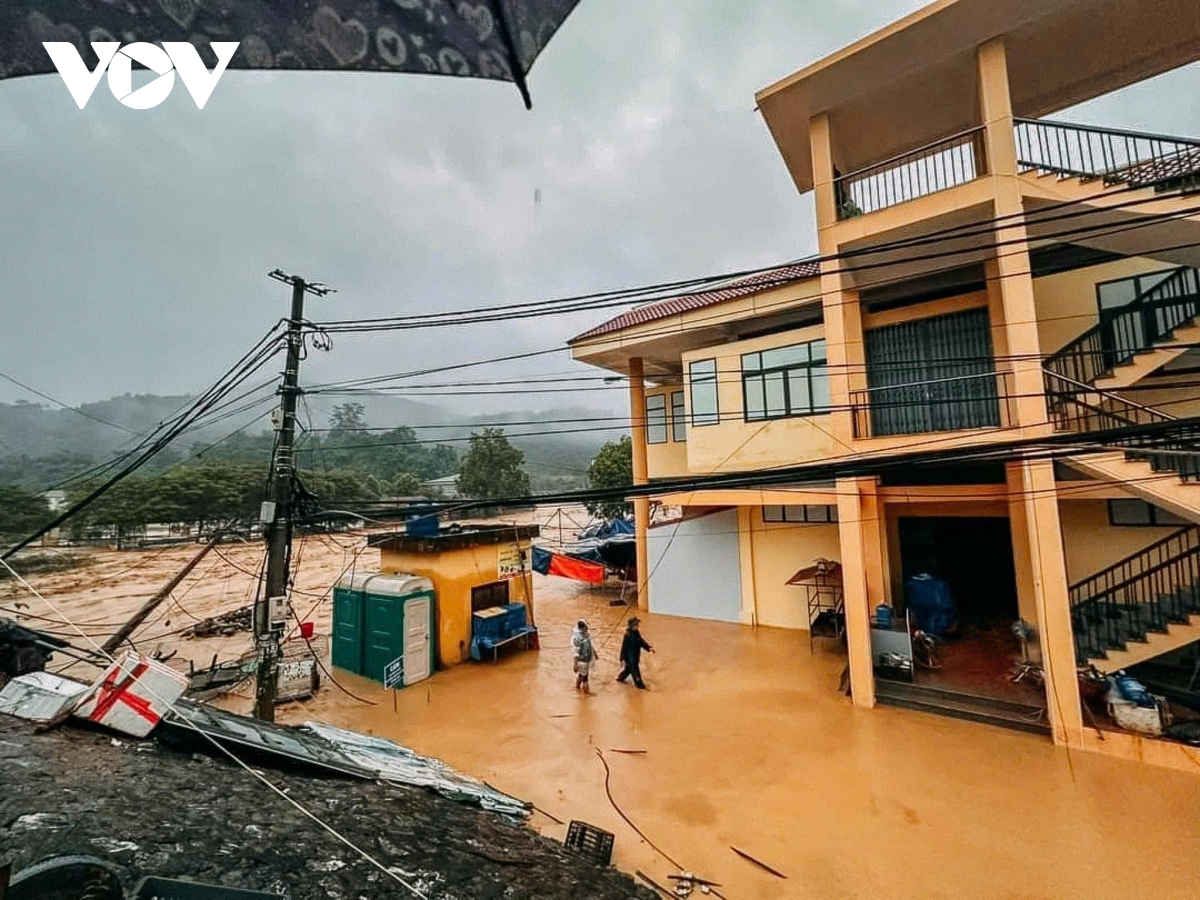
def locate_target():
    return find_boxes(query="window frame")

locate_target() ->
[471,580,510,612]
[741,339,831,423]
[1107,499,1188,528]
[670,390,687,442]
[645,393,668,445]
[762,504,839,524]
[1095,267,1178,317]
[689,359,720,427]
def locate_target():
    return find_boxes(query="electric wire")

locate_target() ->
[0,554,430,899]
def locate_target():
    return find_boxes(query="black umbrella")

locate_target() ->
[0,0,583,108]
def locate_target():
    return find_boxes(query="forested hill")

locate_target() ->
[0,393,616,491]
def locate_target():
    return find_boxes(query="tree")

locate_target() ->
[0,485,50,538]
[328,402,368,437]
[586,436,633,520]
[457,428,530,501]
[391,472,422,496]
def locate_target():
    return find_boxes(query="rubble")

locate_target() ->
[0,715,653,899]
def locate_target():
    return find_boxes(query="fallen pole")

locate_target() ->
[731,845,787,879]
[100,530,227,656]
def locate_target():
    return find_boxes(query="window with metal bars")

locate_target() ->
[863,307,999,436]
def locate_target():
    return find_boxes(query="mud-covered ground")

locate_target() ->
[0,716,653,899]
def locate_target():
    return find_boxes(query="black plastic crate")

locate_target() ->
[564,820,615,866]
[133,877,280,899]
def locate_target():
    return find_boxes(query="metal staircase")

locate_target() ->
[1043,266,1200,389]
[1042,265,1200,511]
[1068,526,1200,670]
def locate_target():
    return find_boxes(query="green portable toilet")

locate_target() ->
[332,571,374,675]
[362,574,436,686]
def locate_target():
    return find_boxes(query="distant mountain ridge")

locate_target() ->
[0,392,620,489]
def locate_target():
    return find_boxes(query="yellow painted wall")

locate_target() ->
[644,387,690,478]
[742,506,841,630]
[379,540,534,667]
[680,322,843,472]
[1057,499,1178,584]
[1118,384,1200,420]
[1033,257,1171,357]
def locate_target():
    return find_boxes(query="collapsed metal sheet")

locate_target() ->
[159,699,374,778]
[303,720,531,817]
[0,671,88,724]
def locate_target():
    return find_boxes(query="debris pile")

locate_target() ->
[0,713,653,898]
[180,604,253,638]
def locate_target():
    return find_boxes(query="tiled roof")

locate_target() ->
[570,259,821,343]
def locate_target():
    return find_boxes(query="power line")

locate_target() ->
[311,192,1200,335]
[318,415,1200,519]
[1,326,287,560]
[0,370,140,435]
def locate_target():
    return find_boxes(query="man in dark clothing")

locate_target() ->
[616,617,654,689]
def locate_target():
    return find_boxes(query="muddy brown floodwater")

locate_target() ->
[6,511,1200,899]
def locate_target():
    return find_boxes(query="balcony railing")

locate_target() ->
[1014,117,1200,188]
[851,369,1013,439]
[834,126,986,220]
[1043,266,1200,387]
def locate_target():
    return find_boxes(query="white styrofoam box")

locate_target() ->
[73,651,188,738]
[1108,697,1172,736]
[0,671,89,723]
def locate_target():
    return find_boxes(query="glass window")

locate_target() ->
[762,505,838,524]
[1098,268,1178,314]
[645,394,668,444]
[1109,499,1187,527]
[690,359,719,426]
[741,339,831,421]
[670,391,687,442]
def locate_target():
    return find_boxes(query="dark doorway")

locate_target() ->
[882,515,1047,720]
[897,516,1018,628]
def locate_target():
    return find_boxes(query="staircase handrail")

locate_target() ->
[1013,117,1200,153]
[1043,370,1174,425]
[1043,266,1200,386]
[1069,525,1200,605]
[1013,117,1200,183]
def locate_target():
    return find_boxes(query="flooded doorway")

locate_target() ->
[894,516,1043,709]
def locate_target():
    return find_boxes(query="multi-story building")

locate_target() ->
[570,0,1200,772]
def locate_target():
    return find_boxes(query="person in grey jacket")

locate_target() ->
[571,619,597,693]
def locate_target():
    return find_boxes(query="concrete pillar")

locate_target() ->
[1009,459,1084,744]
[737,506,760,626]
[836,476,877,708]
[810,112,866,445]
[979,39,1082,745]
[1005,465,1043,664]
[977,38,1049,430]
[628,357,652,611]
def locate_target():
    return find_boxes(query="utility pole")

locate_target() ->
[254,269,333,722]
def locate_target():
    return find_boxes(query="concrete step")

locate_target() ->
[1093,321,1200,390]
[874,679,1051,737]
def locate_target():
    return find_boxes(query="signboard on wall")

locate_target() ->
[498,544,529,579]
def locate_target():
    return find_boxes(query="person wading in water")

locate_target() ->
[571,619,597,693]
[616,616,654,689]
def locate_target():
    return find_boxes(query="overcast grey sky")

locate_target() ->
[1,0,1197,419]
